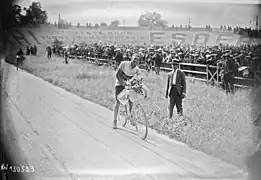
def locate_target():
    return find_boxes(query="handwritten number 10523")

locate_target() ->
[10,165,35,172]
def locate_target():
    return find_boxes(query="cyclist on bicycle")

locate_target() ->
[113,54,142,129]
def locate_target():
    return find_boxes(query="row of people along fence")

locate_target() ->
[75,55,261,89]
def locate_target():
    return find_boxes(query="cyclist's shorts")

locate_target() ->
[115,85,125,101]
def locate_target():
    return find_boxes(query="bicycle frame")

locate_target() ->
[118,86,145,121]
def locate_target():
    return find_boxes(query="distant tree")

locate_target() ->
[109,20,120,27]
[54,21,57,27]
[10,4,23,26]
[94,23,100,28]
[23,2,48,26]
[100,22,108,27]
[77,22,80,27]
[138,11,168,28]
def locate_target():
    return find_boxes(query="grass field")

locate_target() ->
[14,55,260,169]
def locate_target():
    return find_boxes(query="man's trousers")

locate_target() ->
[168,85,183,118]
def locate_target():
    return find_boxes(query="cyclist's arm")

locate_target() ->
[116,66,128,85]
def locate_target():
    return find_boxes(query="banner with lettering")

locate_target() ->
[7,27,261,48]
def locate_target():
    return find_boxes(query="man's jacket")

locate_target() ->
[154,54,162,66]
[115,53,123,63]
[223,60,237,77]
[166,69,186,97]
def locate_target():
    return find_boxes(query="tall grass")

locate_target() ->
[22,56,258,169]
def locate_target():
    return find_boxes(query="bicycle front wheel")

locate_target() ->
[133,103,148,140]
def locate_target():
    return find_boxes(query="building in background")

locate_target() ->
[58,14,71,29]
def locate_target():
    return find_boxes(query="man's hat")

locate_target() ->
[221,53,229,58]
[171,58,181,64]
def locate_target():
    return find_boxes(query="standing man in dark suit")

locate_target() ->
[222,54,236,94]
[165,59,186,118]
[154,49,163,75]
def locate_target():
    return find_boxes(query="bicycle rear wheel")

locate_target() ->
[133,103,148,140]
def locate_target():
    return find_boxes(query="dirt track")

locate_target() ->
[1,63,247,180]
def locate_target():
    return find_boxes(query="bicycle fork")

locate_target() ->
[125,103,136,127]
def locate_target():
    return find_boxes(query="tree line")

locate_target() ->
[10,2,189,29]
[58,11,170,29]
[11,2,48,27]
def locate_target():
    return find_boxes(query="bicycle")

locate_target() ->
[117,79,149,140]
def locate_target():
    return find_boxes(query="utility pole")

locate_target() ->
[58,14,61,28]
[188,16,191,29]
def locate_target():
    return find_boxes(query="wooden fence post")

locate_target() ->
[217,66,219,86]
[206,65,209,83]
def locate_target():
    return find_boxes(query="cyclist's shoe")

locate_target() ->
[112,121,117,129]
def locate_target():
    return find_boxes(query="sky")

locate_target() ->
[18,0,261,28]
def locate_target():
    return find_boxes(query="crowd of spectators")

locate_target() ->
[220,25,261,38]
[51,42,261,75]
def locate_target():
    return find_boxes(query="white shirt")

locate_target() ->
[115,61,140,86]
[172,69,177,85]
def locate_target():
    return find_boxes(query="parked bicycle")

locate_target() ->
[117,78,149,140]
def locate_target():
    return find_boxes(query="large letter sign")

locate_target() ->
[193,33,210,46]
[150,32,165,44]
[7,27,261,47]
[216,33,234,45]
[171,33,188,45]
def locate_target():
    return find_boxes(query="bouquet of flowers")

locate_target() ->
[128,77,144,95]
[118,76,149,105]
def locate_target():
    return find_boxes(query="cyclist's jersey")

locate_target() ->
[115,61,140,86]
